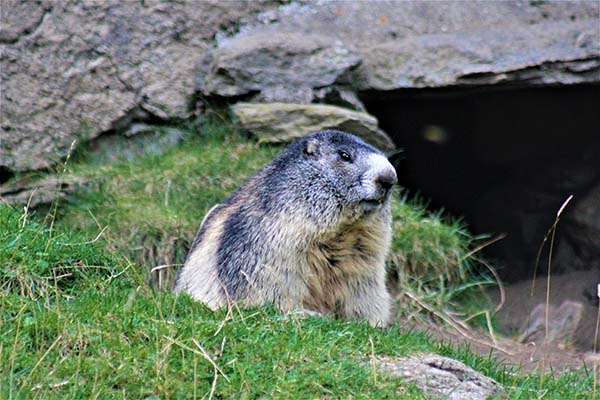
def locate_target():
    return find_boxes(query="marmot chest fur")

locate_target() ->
[173,129,397,326]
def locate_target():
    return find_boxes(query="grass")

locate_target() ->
[1,205,595,398]
[56,117,493,299]
[55,118,281,287]
[1,117,596,398]
[388,195,496,315]
[0,205,123,299]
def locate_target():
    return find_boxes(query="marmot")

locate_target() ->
[173,129,397,326]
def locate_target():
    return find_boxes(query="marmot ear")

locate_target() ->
[304,138,320,157]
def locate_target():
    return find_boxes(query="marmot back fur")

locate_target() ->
[173,129,397,326]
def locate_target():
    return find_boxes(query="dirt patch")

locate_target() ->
[406,318,591,374]
[398,270,600,373]
[490,270,599,352]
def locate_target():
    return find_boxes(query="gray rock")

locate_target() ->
[357,18,600,90]
[249,85,367,111]
[230,102,395,150]
[0,0,52,44]
[490,271,600,351]
[198,31,361,97]
[0,0,280,173]
[242,1,598,44]
[201,1,599,93]
[313,86,366,112]
[519,301,584,345]
[375,354,505,400]
[0,177,90,209]
[562,182,600,269]
[88,125,186,164]
[585,352,600,365]
[250,85,315,104]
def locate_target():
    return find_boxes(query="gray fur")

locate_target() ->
[173,129,397,326]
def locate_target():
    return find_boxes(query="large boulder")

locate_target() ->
[0,0,279,174]
[198,32,361,97]
[356,18,600,90]
[198,1,599,96]
[231,102,395,150]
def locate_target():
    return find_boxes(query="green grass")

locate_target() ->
[56,118,492,299]
[55,118,281,286]
[1,205,595,398]
[1,118,596,398]
[0,205,124,299]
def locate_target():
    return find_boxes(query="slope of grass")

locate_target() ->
[1,205,595,399]
[26,115,500,345]
[56,118,490,298]
[0,205,124,299]
[55,119,281,284]
[2,118,595,398]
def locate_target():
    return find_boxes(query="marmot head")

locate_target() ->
[298,130,397,215]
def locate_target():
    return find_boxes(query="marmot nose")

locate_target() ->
[376,170,397,191]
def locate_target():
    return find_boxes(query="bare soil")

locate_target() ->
[402,270,600,373]
[407,318,591,374]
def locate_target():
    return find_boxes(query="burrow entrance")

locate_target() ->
[362,84,600,282]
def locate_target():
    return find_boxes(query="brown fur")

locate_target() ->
[174,130,396,326]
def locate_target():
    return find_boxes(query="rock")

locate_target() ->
[562,181,600,270]
[584,352,600,365]
[490,271,600,351]
[0,177,90,209]
[201,1,599,94]
[0,0,52,44]
[313,86,366,112]
[249,85,367,112]
[0,0,280,174]
[374,354,505,400]
[356,19,600,90]
[250,85,315,104]
[519,301,584,345]
[87,125,186,164]
[197,31,361,97]
[230,102,395,150]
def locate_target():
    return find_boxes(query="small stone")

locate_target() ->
[0,177,90,209]
[519,301,584,345]
[374,353,506,400]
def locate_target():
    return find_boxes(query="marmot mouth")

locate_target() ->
[360,197,386,209]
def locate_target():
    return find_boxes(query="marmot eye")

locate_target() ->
[339,150,352,162]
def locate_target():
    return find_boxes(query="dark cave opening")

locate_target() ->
[362,84,600,282]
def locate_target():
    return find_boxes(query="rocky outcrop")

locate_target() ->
[0,0,279,174]
[374,354,505,400]
[198,32,361,97]
[198,1,599,96]
[4,1,598,176]
[356,18,600,90]
[231,102,394,150]
[195,1,599,173]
